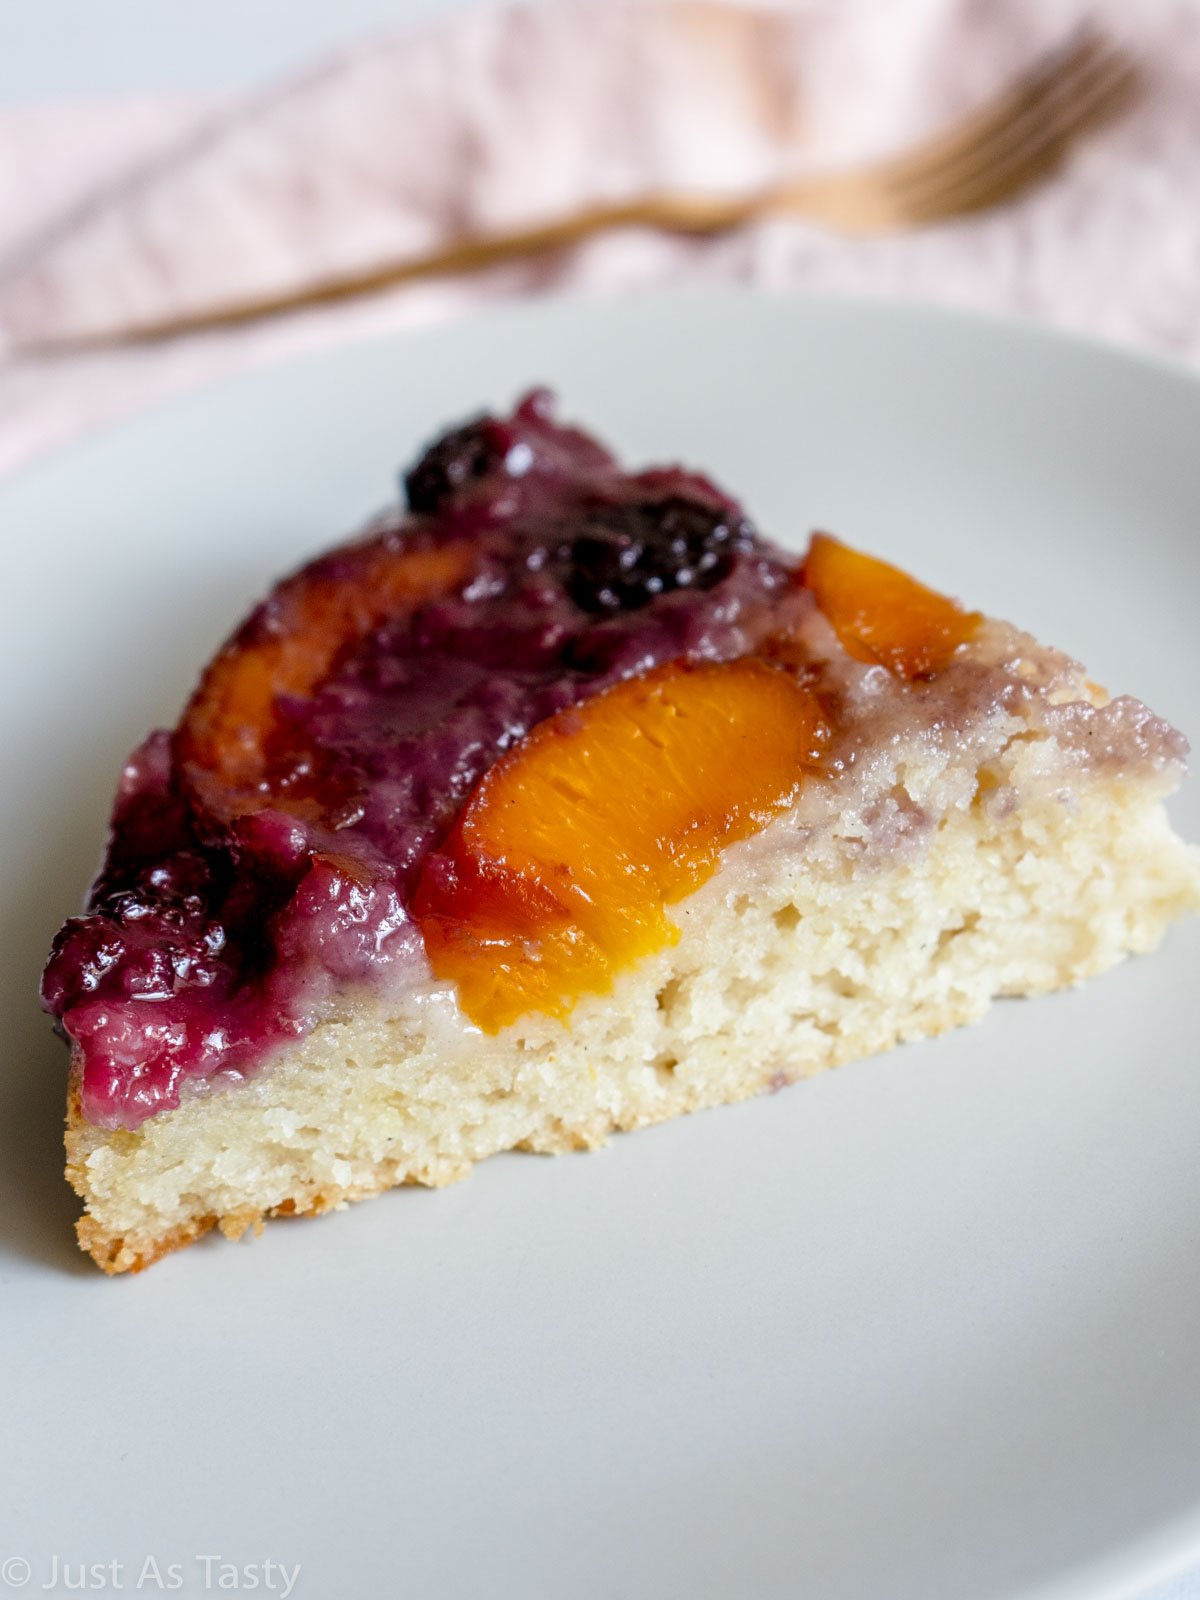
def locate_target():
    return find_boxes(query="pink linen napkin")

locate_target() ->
[0,0,1199,478]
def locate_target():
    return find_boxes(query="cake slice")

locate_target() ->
[43,391,1200,1273]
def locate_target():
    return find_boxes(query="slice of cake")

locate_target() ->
[42,391,1200,1273]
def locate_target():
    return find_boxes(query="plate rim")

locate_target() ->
[6,285,1200,497]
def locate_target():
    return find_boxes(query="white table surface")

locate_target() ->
[0,6,1196,1598]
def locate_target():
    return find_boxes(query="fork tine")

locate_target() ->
[893,48,1139,224]
[881,27,1126,196]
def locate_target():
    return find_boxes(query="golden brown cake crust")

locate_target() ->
[65,1008,976,1274]
[67,1076,342,1272]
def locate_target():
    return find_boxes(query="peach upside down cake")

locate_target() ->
[42,392,1200,1272]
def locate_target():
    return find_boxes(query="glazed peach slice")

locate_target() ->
[413,657,829,1032]
[802,533,981,679]
[177,536,473,822]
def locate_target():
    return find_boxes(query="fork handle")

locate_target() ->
[24,184,849,351]
[25,169,914,353]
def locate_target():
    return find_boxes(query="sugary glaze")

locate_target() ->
[41,393,1187,1131]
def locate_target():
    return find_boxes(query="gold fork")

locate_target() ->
[33,25,1140,350]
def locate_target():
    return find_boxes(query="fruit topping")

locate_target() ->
[413,657,829,1031]
[176,537,474,824]
[404,417,510,514]
[801,533,981,679]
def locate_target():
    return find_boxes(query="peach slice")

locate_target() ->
[802,533,980,679]
[177,538,473,823]
[413,657,828,1031]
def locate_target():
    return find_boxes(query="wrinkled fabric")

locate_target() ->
[0,0,1198,478]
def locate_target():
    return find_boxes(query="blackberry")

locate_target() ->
[565,496,757,614]
[404,417,505,515]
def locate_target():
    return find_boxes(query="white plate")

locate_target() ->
[2,292,1198,1600]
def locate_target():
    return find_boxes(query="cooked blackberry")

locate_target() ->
[404,418,505,514]
[565,495,758,614]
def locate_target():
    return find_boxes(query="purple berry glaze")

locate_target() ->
[42,391,797,1130]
